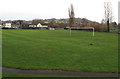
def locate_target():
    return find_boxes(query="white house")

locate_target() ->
[36,23,42,27]
[28,23,48,29]
[4,23,12,28]
[0,25,2,29]
[37,23,48,28]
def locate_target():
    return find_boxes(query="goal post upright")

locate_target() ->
[70,27,71,36]
[93,27,94,37]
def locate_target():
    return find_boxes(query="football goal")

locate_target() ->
[69,27,95,36]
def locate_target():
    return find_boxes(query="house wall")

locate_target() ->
[29,25,37,27]
[5,23,12,28]
[0,25,2,28]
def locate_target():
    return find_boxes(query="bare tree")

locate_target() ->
[68,4,75,27]
[104,2,113,32]
[118,1,120,33]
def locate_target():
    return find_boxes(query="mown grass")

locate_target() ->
[0,29,2,78]
[2,73,69,77]
[2,30,118,72]
[3,73,117,79]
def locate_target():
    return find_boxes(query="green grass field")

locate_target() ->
[2,30,118,72]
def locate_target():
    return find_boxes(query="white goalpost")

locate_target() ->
[69,27,95,37]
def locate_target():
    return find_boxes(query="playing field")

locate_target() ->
[2,30,118,72]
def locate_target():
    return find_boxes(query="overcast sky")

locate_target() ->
[118,1,120,23]
[0,0,119,23]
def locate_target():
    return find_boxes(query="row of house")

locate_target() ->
[29,23,48,28]
[1,23,48,29]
